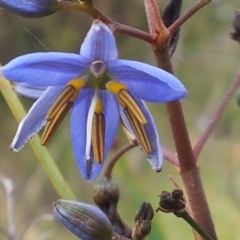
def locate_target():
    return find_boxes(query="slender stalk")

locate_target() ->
[143,0,217,237]
[104,143,137,178]
[0,76,76,200]
[165,100,216,239]
[59,1,154,43]
[163,148,179,167]
[168,0,212,36]
[0,174,17,240]
[193,70,240,158]
[175,209,214,240]
[112,232,131,240]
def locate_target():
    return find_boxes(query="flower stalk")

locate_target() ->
[143,0,217,238]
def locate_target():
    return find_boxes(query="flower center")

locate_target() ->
[88,61,110,90]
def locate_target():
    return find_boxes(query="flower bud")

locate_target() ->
[93,177,119,208]
[53,199,112,240]
[230,9,240,43]
[0,0,60,18]
[132,202,154,240]
[162,0,182,56]
[134,202,154,223]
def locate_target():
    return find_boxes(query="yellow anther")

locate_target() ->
[41,102,73,145]
[124,108,151,154]
[105,81,128,95]
[67,78,86,101]
[68,78,86,90]
[92,113,105,163]
[106,81,127,107]
[95,97,103,114]
[46,79,85,120]
[106,81,147,124]
[119,89,147,125]
[46,85,75,120]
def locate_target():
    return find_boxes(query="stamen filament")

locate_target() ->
[46,85,75,120]
[124,108,151,154]
[41,102,73,145]
[86,89,98,160]
[92,113,105,163]
[119,89,147,125]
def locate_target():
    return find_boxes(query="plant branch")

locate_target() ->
[163,148,179,167]
[145,3,217,237]
[168,0,212,36]
[175,209,215,240]
[193,70,240,159]
[104,143,137,178]
[59,0,154,43]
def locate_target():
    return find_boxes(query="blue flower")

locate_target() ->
[1,20,187,180]
[0,0,60,18]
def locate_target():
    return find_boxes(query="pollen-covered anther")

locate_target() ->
[118,89,147,125]
[46,79,85,120]
[124,108,151,154]
[106,81,147,124]
[90,61,106,78]
[92,113,105,163]
[41,102,73,145]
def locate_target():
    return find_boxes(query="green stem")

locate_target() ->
[175,209,214,240]
[0,76,76,200]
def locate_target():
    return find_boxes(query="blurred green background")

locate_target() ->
[0,0,240,239]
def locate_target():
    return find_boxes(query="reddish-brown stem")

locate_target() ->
[153,46,217,239]
[193,70,240,159]
[104,143,137,178]
[59,1,154,43]
[165,100,217,239]
[168,0,212,36]
[163,148,179,167]
[143,0,163,35]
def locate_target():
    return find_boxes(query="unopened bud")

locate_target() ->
[132,202,154,240]
[53,199,112,240]
[0,0,60,18]
[230,10,240,43]
[93,177,119,209]
[134,202,154,223]
[162,0,182,56]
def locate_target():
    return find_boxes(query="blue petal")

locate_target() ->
[0,0,60,18]
[2,52,90,86]
[80,20,118,62]
[120,100,163,171]
[70,89,101,180]
[11,86,65,151]
[99,90,119,160]
[107,60,187,102]
[13,83,46,100]
[70,90,119,180]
